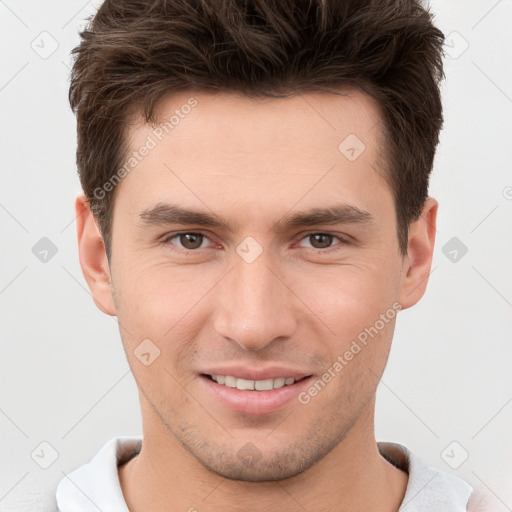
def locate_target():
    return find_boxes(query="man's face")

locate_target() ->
[107,90,408,480]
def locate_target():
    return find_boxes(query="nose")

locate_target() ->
[213,248,298,351]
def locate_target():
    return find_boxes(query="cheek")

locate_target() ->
[303,306,397,415]
[298,260,400,329]
[295,263,400,385]
[113,259,203,329]
[111,261,215,370]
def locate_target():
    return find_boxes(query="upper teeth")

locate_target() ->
[211,375,297,390]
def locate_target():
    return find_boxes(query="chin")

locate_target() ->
[182,435,337,484]
[200,456,310,483]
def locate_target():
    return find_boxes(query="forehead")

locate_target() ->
[115,89,391,221]
[135,88,384,151]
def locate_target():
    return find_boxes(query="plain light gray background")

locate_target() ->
[1,1,511,510]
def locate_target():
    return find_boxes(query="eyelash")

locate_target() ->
[160,231,349,254]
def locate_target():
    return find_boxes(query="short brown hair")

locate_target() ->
[69,0,445,260]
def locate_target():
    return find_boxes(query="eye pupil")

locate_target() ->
[310,233,333,249]
[180,233,203,249]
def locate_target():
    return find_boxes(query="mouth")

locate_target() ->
[199,373,313,415]
[202,374,310,391]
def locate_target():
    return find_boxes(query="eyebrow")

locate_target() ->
[138,202,375,233]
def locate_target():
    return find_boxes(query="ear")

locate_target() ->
[75,194,116,316]
[398,197,438,309]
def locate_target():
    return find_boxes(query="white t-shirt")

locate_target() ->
[55,436,473,511]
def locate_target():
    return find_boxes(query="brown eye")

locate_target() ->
[163,232,210,251]
[308,233,334,249]
[178,233,204,250]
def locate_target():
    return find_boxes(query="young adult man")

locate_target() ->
[56,0,474,510]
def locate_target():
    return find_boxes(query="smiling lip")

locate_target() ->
[201,366,310,382]
[198,366,313,415]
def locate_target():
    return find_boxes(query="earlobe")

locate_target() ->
[398,197,438,310]
[75,194,117,316]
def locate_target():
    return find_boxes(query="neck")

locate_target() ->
[119,396,408,512]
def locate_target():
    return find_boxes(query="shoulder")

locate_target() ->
[55,436,142,512]
[378,442,473,512]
